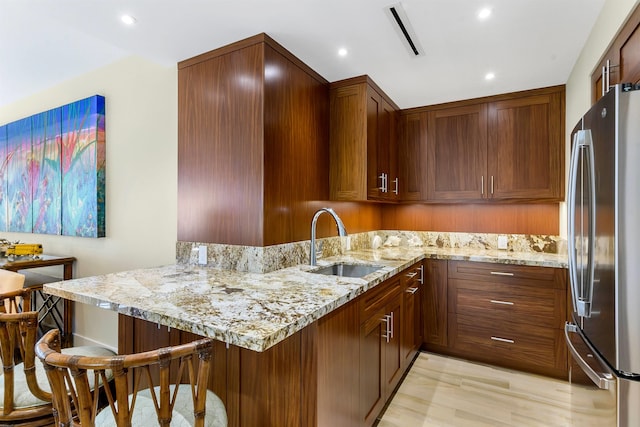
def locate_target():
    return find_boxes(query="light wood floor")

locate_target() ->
[377,352,617,427]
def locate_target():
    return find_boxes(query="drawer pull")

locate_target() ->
[406,272,418,278]
[406,287,419,295]
[491,336,515,344]
[490,299,514,306]
[490,271,515,277]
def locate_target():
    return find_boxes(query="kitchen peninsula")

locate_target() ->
[43,239,567,427]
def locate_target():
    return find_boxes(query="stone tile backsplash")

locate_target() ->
[176,231,566,274]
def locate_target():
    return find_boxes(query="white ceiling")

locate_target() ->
[0,0,606,110]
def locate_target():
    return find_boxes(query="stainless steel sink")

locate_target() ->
[311,263,382,278]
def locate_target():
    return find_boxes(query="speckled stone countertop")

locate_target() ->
[43,246,567,352]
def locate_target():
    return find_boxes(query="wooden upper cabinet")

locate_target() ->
[398,111,427,201]
[487,90,564,201]
[425,86,564,202]
[178,33,330,247]
[592,3,640,102]
[427,103,488,201]
[330,76,399,202]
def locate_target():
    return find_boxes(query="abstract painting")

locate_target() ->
[0,95,105,238]
[32,108,62,235]
[61,96,105,237]
[0,125,7,231]
[6,117,32,233]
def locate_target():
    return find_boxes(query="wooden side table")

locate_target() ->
[0,255,76,347]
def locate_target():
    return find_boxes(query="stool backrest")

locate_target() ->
[0,290,53,422]
[36,329,214,427]
[0,270,26,313]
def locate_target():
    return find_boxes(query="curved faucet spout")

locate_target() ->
[310,208,348,266]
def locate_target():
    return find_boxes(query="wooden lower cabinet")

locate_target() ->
[422,260,569,380]
[119,266,417,427]
[423,259,448,349]
[314,299,360,427]
[359,277,403,427]
[401,262,424,366]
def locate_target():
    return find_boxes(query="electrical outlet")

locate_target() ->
[497,235,508,250]
[198,245,207,264]
[346,236,351,251]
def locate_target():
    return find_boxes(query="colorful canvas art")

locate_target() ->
[61,96,105,238]
[0,126,7,231]
[0,95,105,238]
[32,108,62,235]
[6,117,33,233]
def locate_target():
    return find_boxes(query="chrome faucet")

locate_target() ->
[310,208,347,266]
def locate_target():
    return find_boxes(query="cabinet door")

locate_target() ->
[487,92,564,200]
[360,309,386,427]
[316,302,361,427]
[330,84,367,201]
[330,79,397,203]
[620,19,640,85]
[401,263,423,367]
[383,295,403,393]
[379,96,398,201]
[427,104,488,200]
[402,283,416,365]
[423,259,448,348]
[367,88,398,201]
[398,111,427,201]
[366,87,382,199]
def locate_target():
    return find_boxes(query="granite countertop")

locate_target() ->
[43,246,567,352]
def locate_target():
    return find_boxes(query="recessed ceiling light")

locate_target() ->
[121,14,137,25]
[485,72,495,80]
[478,8,492,20]
[338,48,348,57]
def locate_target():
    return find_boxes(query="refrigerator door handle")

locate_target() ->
[565,322,615,390]
[568,129,597,318]
[567,132,581,314]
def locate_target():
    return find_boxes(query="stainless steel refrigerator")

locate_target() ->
[566,83,640,426]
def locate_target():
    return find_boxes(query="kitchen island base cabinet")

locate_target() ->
[119,266,419,427]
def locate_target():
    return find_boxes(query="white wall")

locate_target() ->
[561,0,640,237]
[0,56,178,351]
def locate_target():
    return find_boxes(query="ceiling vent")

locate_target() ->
[386,3,424,57]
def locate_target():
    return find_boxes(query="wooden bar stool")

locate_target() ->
[0,289,116,426]
[36,329,227,426]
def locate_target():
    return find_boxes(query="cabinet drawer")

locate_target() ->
[448,261,566,290]
[448,279,565,329]
[402,263,423,286]
[449,313,566,374]
[360,277,402,321]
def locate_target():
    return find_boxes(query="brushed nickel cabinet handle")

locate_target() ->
[406,272,418,278]
[491,336,514,344]
[490,271,514,276]
[490,299,514,306]
[381,314,391,343]
[406,287,419,295]
[379,173,388,192]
